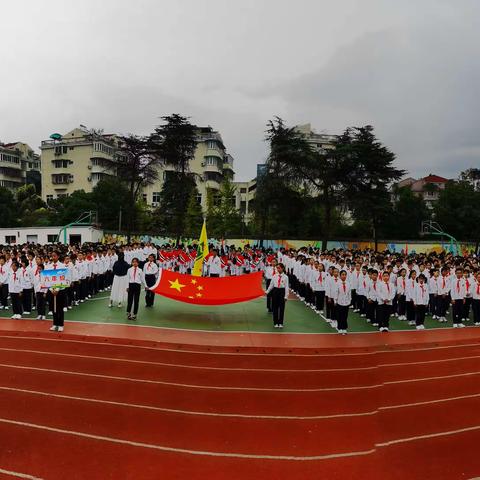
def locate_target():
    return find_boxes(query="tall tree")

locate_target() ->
[92,177,131,231]
[0,187,17,227]
[116,135,161,239]
[343,126,405,250]
[183,187,204,239]
[150,114,198,244]
[16,184,48,227]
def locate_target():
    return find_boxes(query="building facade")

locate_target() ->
[40,127,122,202]
[393,174,450,209]
[0,142,40,191]
[294,123,337,153]
[142,126,235,211]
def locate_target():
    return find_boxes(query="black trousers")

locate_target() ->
[351,289,357,309]
[11,293,22,315]
[472,299,480,323]
[336,305,349,330]
[437,295,449,317]
[314,290,325,312]
[378,304,391,329]
[22,288,33,312]
[80,279,88,300]
[429,294,438,316]
[52,290,65,327]
[357,294,367,315]
[265,279,272,311]
[406,300,416,322]
[271,288,286,325]
[397,294,406,316]
[452,299,464,324]
[36,292,47,316]
[144,274,156,307]
[326,297,336,320]
[416,305,426,325]
[210,274,220,278]
[463,297,472,320]
[127,283,141,315]
[0,284,8,308]
[366,300,377,323]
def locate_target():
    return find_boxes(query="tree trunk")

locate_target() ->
[322,197,331,252]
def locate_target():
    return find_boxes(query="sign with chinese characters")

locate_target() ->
[40,269,70,290]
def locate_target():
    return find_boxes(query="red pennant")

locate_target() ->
[151,270,264,305]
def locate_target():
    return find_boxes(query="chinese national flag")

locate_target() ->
[151,269,264,305]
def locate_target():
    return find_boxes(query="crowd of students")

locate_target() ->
[1,241,479,335]
[278,248,480,334]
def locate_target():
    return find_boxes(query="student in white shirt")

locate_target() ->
[0,256,9,309]
[414,274,429,330]
[265,263,289,329]
[126,258,143,320]
[405,270,417,326]
[19,256,34,315]
[207,250,222,277]
[377,271,396,332]
[332,270,351,335]
[311,262,327,315]
[471,271,480,326]
[264,258,278,313]
[7,262,23,319]
[143,254,159,308]
[428,269,440,320]
[450,267,466,327]
[437,267,451,322]
[34,263,48,320]
[356,266,369,317]
[366,269,380,326]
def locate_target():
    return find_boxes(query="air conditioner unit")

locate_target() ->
[87,176,92,182]
[201,162,206,167]
[87,165,92,169]
[152,202,159,207]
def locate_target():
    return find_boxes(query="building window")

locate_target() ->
[57,193,69,198]
[152,192,161,203]
[47,234,57,243]
[93,142,114,156]
[207,140,217,149]
[5,235,16,244]
[240,188,247,194]
[240,201,247,214]
[46,195,53,203]
[53,160,70,168]
[51,174,72,184]
[0,153,20,164]
[196,194,202,205]
[204,156,219,167]
[248,184,256,192]
[142,194,147,203]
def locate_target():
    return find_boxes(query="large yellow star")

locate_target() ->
[197,285,204,291]
[191,279,197,285]
[196,293,203,298]
[169,278,186,292]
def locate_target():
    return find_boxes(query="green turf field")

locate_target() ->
[7,291,469,333]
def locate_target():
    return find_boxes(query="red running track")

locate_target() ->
[0,332,480,479]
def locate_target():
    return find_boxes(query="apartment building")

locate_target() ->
[40,127,122,202]
[143,126,235,210]
[294,123,337,153]
[0,142,40,191]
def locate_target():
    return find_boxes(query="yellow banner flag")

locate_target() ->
[192,220,208,276]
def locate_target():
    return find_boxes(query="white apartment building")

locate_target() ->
[0,142,40,191]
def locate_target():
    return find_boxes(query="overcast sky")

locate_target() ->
[1,0,479,181]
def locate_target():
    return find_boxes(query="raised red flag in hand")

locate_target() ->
[151,269,264,305]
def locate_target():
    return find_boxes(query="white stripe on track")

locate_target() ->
[2,385,479,420]
[0,362,479,392]
[0,417,375,461]
[0,468,43,480]
[0,347,480,373]
[1,334,480,358]
[1,416,480,461]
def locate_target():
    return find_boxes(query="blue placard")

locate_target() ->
[40,268,70,290]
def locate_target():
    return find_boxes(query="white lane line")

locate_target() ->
[0,417,375,461]
[0,386,375,420]
[0,363,479,392]
[0,468,43,480]
[1,334,480,358]
[376,424,480,448]
[1,347,480,373]
[1,416,480,461]
[2,385,479,421]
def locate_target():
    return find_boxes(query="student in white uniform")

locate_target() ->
[7,262,23,319]
[332,270,351,335]
[377,271,396,332]
[414,274,429,330]
[0,256,9,309]
[126,258,143,320]
[207,250,222,278]
[34,264,48,320]
[450,267,466,328]
[265,263,289,329]
[405,270,417,326]
[471,271,480,326]
[143,254,159,308]
[19,256,34,315]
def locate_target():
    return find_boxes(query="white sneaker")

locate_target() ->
[475,322,480,326]
[416,325,425,330]
[279,324,284,329]
[48,311,53,315]
[453,324,458,328]
[320,310,324,314]
[63,307,68,312]
[0,306,4,310]
[11,315,16,319]
[49,326,58,331]
[36,315,42,320]
[58,327,64,332]
[23,311,30,315]
[274,324,279,328]
[68,306,72,310]
[372,323,378,327]
[458,323,465,328]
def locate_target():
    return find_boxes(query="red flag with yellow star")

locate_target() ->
[150,269,264,305]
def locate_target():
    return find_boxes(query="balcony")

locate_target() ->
[90,157,116,173]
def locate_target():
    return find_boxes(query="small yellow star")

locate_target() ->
[188,295,194,299]
[197,285,204,291]
[196,293,203,298]
[191,279,197,285]
[169,279,186,292]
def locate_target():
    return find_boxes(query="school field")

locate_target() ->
[5,291,471,334]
